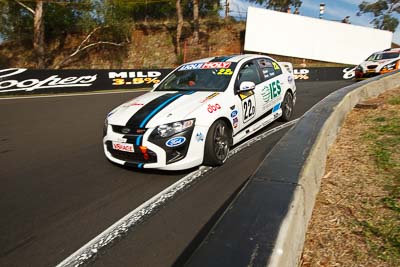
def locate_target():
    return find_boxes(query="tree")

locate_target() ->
[249,0,302,12]
[14,0,45,67]
[358,0,400,32]
[176,0,184,56]
[193,0,199,43]
[0,0,95,67]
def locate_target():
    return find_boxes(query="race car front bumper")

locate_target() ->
[103,124,208,170]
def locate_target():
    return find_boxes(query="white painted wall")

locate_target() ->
[244,7,393,65]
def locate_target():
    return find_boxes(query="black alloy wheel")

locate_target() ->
[204,120,230,166]
[279,91,294,122]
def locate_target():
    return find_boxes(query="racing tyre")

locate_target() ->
[204,120,230,166]
[279,91,294,122]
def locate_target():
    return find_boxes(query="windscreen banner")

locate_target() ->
[0,67,355,95]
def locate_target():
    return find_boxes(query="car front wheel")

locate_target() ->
[204,120,230,166]
[279,91,294,122]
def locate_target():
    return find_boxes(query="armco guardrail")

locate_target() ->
[0,67,355,95]
[185,71,400,267]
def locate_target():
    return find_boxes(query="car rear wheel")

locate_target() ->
[279,91,294,122]
[204,120,230,166]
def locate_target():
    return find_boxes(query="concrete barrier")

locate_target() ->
[269,70,400,267]
[185,70,400,267]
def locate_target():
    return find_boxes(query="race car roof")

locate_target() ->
[186,54,272,64]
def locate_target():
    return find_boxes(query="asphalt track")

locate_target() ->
[0,80,353,267]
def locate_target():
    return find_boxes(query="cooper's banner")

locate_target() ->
[0,68,172,94]
[0,67,356,95]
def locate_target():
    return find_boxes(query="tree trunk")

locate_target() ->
[176,0,183,56]
[33,0,45,68]
[193,0,199,43]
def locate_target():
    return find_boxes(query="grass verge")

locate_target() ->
[301,87,400,267]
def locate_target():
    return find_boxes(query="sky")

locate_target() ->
[223,0,400,45]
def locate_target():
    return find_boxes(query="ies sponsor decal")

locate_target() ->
[0,68,97,93]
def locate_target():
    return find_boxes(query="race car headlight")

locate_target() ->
[381,61,398,71]
[153,119,195,138]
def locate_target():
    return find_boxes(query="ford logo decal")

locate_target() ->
[231,110,238,118]
[121,127,130,134]
[166,137,186,147]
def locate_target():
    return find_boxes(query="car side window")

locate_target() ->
[237,61,262,85]
[257,58,282,80]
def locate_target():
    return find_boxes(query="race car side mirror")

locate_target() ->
[238,81,256,92]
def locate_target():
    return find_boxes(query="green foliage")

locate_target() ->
[389,96,400,105]
[356,100,400,264]
[0,1,33,43]
[0,0,221,46]
[0,0,96,44]
[358,0,400,31]
[248,0,302,12]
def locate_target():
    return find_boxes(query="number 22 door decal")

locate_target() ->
[241,94,256,123]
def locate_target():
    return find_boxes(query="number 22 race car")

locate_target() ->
[103,54,296,170]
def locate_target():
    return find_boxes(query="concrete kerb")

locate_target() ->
[268,71,400,267]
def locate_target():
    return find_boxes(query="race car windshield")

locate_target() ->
[155,62,237,92]
[368,52,400,60]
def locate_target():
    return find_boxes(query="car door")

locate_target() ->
[256,58,285,114]
[233,60,264,130]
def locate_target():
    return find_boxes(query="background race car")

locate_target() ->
[103,54,296,170]
[355,48,400,80]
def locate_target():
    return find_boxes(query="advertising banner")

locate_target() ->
[0,67,356,95]
[0,68,172,95]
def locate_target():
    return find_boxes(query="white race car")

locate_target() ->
[355,48,400,80]
[103,54,296,170]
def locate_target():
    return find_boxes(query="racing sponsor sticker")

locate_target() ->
[166,137,186,147]
[261,85,271,102]
[179,62,231,71]
[233,117,239,128]
[231,110,238,118]
[238,90,254,100]
[272,62,280,70]
[196,132,204,142]
[200,92,219,103]
[272,103,281,113]
[112,142,134,153]
[216,68,233,75]
[207,103,221,113]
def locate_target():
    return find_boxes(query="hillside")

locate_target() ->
[0,19,247,69]
[3,18,395,69]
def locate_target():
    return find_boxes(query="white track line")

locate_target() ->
[56,119,299,267]
[0,89,150,101]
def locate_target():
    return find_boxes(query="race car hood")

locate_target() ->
[107,90,221,128]
[360,59,397,69]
